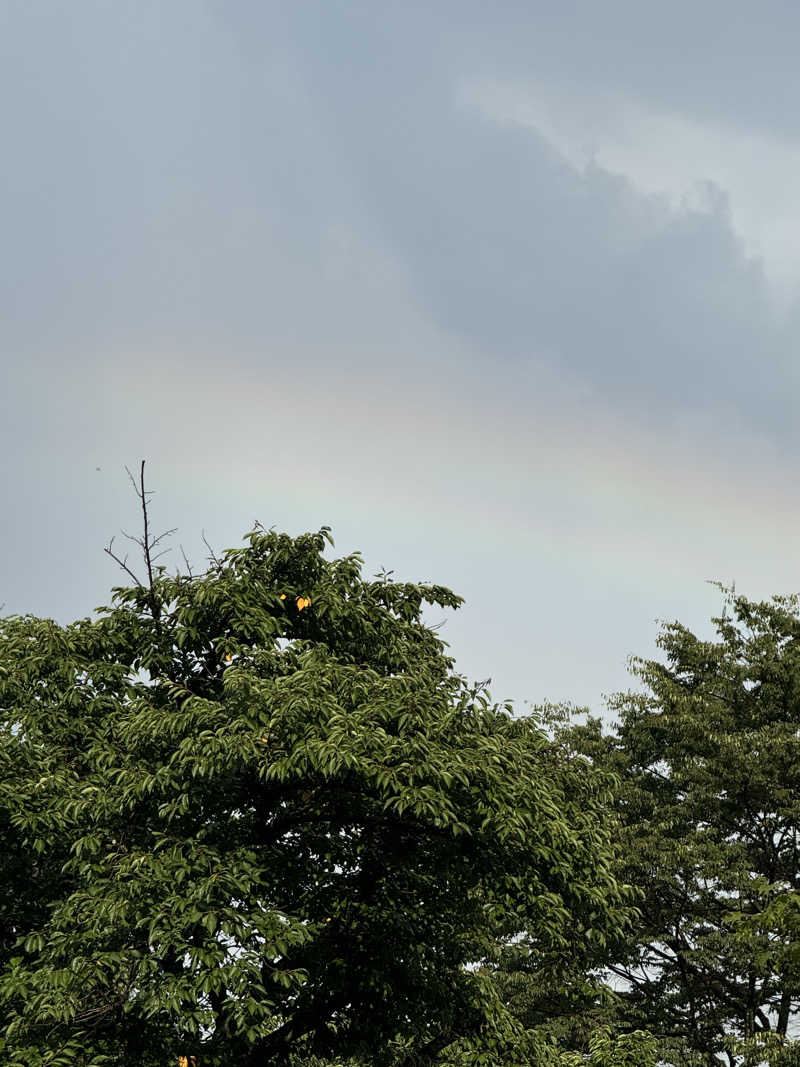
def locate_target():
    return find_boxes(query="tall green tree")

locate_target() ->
[557,583,800,1067]
[0,467,635,1066]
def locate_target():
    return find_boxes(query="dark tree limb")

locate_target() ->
[104,535,144,588]
[202,529,222,569]
[105,460,176,637]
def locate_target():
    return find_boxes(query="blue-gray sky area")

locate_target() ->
[4,0,800,718]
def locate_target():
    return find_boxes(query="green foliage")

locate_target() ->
[0,521,634,1064]
[555,584,800,1066]
[283,1024,664,1066]
[558,1026,661,1067]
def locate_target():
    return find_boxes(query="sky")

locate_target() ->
[4,0,800,721]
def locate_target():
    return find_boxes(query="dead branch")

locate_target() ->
[106,461,176,636]
[179,544,195,578]
[201,529,222,569]
[104,535,144,588]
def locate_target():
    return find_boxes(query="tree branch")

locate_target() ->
[105,461,177,637]
[104,535,144,588]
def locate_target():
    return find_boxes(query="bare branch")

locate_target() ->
[179,544,195,578]
[104,536,144,588]
[107,461,175,636]
[124,464,141,499]
[119,527,143,549]
[201,529,222,569]
[150,528,178,550]
[138,462,155,591]
[136,461,164,636]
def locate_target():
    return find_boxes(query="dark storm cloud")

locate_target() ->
[5,1,800,708]
[229,2,799,438]
[4,0,798,442]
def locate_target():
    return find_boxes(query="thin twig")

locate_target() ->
[116,523,176,564]
[137,462,155,593]
[136,461,164,636]
[201,529,222,568]
[179,544,195,578]
[107,461,174,635]
[104,535,144,588]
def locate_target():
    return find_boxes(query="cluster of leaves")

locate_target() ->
[0,512,637,1065]
[547,583,800,1066]
[8,463,800,1066]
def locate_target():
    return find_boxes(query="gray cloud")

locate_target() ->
[4,0,795,432]
[236,3,797,438]
[4,1,800,712]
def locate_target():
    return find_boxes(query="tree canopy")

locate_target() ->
[554,583,800,1067]
[0,470,635,1065]
[10,468,800,1065]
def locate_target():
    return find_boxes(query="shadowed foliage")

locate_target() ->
[0,476,635,1065]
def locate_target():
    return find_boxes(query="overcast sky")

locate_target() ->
[4,1,800,720]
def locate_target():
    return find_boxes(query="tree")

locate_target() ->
[0,465,635,1065]
[556,583,800,1067]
